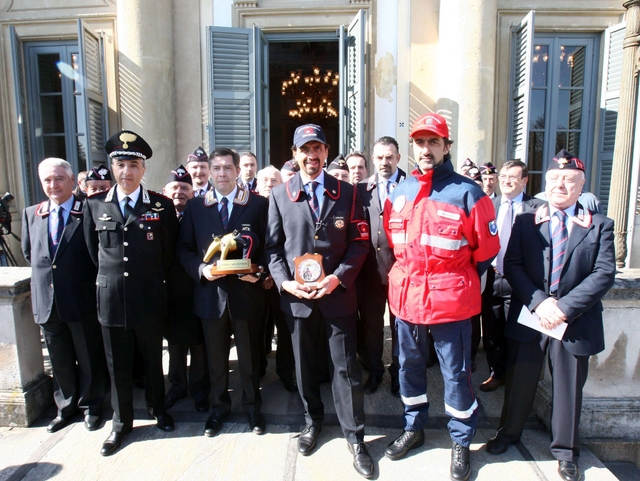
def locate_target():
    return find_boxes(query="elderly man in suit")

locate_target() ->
[479,160,543,392]
[84,131,179,456]
[485,152,616,481]
[266,124,373,479]
[356,136,406,395]
[162,165,210,412]
[177,147,268,437]
[22,158,107,433]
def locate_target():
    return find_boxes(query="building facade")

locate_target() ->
[0,0,629,262]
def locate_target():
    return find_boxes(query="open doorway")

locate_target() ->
[268,41,339,168]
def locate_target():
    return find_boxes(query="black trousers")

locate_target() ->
[263,286,295,384]
[358,280,391,378]
[202,306,262,416]
[166,343,210,402]
[101,322,166,433]
[41,307,107,418]
[287,307,365,444]
[480,269,509,379]
[496,335,589,462]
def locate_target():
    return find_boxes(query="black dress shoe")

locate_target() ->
[84,414,101,431]
[450,441,471,481]
[194,398,210,412]
[390,376,400,397]
[204,414,225,437]
[558,461,581,481]
[155,413,175,432]
[485,435,511,455]
[297,425,322,456]
[47,416,69,433]
[348,441,374,479]
[363,375,381,394]
[164,393,187,410]
[248,412,265,435]
[100,431,126,456]
[385,429,424,460]
[479,377,505,392]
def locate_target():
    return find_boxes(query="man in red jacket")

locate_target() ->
[383,113,499,481]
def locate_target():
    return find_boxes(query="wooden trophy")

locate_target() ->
[293,252,325,288]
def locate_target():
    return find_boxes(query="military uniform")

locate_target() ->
[83,131,179,442]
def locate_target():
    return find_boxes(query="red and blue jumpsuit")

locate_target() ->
[384,159,499,446]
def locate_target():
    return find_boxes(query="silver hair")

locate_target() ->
[257,165,282,182]
[38,158,74,179]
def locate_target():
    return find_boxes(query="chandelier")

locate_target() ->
[281,67,339,119]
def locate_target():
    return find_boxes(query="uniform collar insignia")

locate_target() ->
[204,189,218,207]
[105,185,116,202]
[142,187,150,204]
[534,204,550,225]
[69,199,83,215]
[233,186,249,205]
[324,175,340,200]
[572,203,592,228]
[35,201,50,217]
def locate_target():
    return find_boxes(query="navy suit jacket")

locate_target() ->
[357,168,406,286]
[265,173,369,319]
[503,202,616,356]
[176,188,268,321]
[22,195,98,324]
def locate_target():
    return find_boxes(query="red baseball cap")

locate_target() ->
[410,113,450,139]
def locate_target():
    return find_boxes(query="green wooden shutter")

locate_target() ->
[10,26,35,204]
[508,10,535,163]
[339,9,366,155]
[597,22,625,214]
[77,20,109,170]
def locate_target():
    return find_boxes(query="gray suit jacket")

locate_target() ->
[22,195,97,324]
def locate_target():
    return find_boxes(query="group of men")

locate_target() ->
[22,112,615,481]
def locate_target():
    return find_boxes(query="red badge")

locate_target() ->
[357,221,370,239]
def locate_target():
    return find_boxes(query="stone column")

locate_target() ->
[0,267,52,426]
[117,0,176,190]
[435,0,497,167]
[608,1,640,267]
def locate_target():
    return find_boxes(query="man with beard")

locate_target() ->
[383,113,499,481]
[186,147,212,198]
[266,123,373,478]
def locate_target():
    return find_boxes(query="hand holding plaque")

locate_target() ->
[293,253,325,289]
[203,230,260,275]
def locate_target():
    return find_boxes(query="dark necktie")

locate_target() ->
[219,197,229,230]
[550,210,568,293]
[307,181,319,221]
[245,182,252,191]
[495,200,513,275]
[123,196,134,219]
[50,207,64,256]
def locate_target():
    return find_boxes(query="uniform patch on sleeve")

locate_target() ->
[357,221,370,239]
[488,220,498,236]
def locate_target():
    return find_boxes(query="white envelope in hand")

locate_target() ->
[517,306,568,341]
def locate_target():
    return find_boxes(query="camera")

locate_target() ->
[0,192,14,235]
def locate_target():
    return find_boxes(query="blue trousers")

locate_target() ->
[397,318,478,447]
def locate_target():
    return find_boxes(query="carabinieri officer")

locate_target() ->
[84,130,179,456]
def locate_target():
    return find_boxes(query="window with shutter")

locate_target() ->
[597,22,625,213]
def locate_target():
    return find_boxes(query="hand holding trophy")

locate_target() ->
[203,230,260,275]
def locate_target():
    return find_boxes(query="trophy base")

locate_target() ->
[211,259,260,275]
